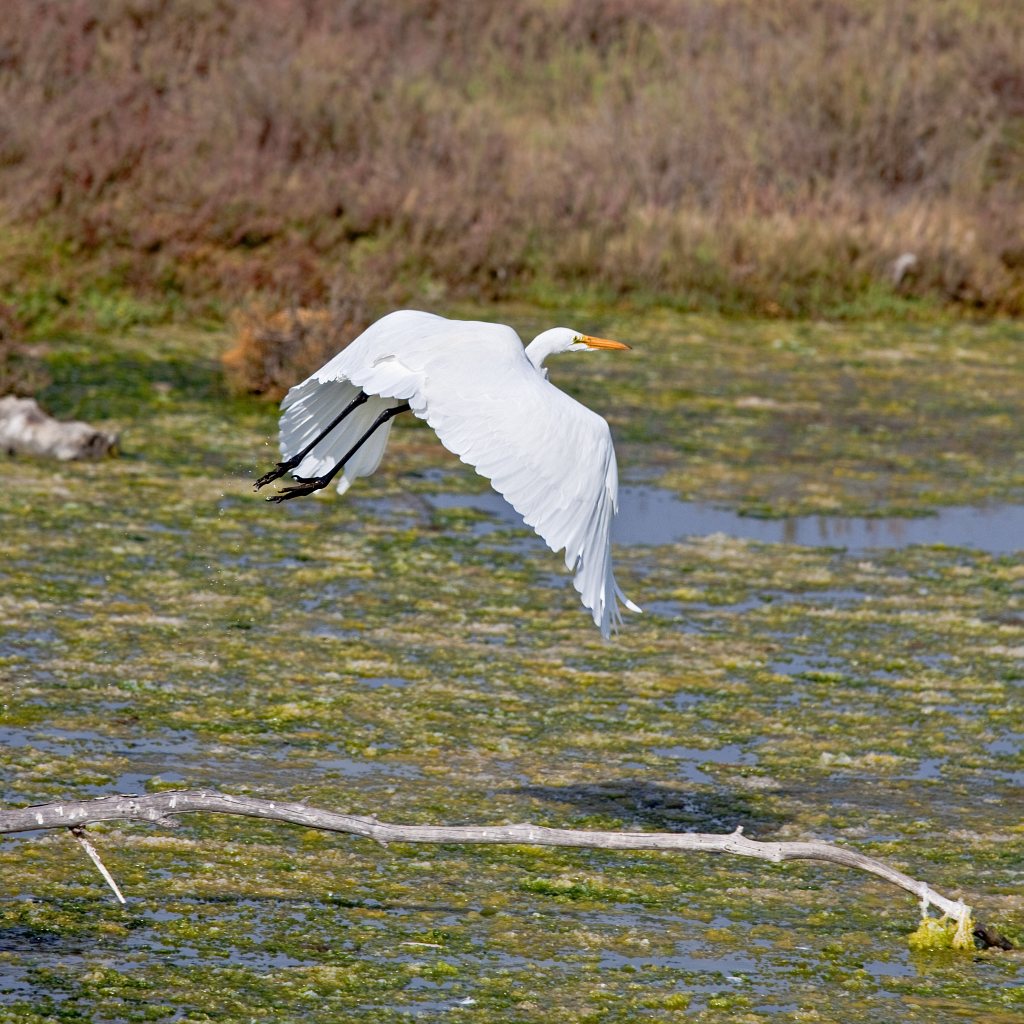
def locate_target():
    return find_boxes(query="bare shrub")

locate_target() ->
[223,295,373,401]
[0,0,1021,321]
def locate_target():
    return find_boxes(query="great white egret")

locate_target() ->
[255,310,640,637]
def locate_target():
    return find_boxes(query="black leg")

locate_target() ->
[266,403,411,502]
[255,390,370,490]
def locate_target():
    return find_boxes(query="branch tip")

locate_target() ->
[69,826,126,905]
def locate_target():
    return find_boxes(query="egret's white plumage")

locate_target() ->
[269,310,640,637]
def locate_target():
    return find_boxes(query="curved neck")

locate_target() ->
[524,329,572,371]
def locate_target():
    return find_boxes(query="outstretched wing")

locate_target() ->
[297,310,638,637]
[278,311,489,495]
[425,376,639,639]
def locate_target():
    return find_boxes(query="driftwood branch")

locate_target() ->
[2,789,974,939]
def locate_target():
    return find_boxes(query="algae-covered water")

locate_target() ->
[0,311,1021,1022]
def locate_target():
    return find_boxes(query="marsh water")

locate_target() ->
[428,484,1024,553]
[0,313,1021,1022]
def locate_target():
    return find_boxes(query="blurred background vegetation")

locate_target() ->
[0,0,1022,354]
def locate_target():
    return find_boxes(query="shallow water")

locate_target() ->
[0,317,1021,1023]
[427,485,1024,554]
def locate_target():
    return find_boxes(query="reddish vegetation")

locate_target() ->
[223,302,368,401]
[1,0,1022,324]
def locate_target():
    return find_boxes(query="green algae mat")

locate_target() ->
[0,311,1021,1022]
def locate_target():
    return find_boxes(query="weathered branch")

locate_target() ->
[1,789,974,939]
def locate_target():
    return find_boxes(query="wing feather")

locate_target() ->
[417,365,634,639]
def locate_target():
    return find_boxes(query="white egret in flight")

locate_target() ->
[255,310,640,637]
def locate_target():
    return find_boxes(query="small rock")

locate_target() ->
[0,396,118,461]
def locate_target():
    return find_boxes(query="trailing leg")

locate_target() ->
[266,403,411,502]
[255,390,369,490]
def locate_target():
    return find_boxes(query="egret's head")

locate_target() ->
[526,327,631,370]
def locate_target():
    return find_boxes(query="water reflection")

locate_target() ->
[426,486,1023,554]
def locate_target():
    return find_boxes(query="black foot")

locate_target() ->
[254,459,300,491]
[265,475,332,502]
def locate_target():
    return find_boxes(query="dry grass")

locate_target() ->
[223,298,371,401]
[1,0,1022,325]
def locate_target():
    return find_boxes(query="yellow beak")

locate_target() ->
[581,335,631,351]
